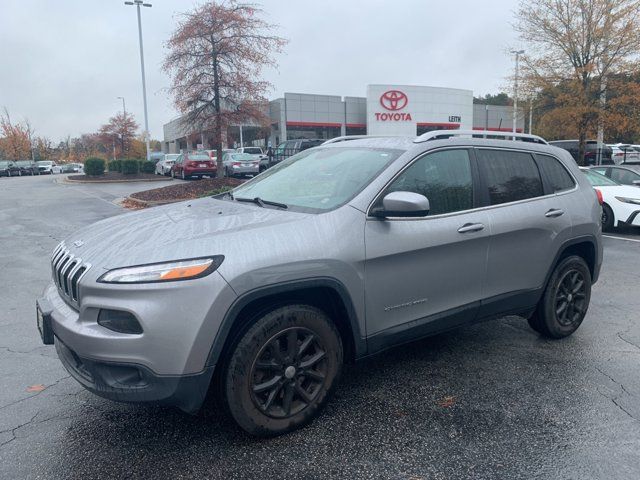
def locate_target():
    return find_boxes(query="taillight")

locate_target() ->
[595,188,603,205]
[187,161,197,167]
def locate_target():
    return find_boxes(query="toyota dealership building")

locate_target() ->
[162,84,524,153]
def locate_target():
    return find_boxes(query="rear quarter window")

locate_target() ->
[534,154,576,192]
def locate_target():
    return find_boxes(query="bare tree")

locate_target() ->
[515,0,640,164]
[98,112,139,159]
[164,1,287,176]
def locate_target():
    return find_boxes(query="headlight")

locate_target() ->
[615,196,640,205]
[98,256,223,284]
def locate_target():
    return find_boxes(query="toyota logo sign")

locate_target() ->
[380,90,408,111]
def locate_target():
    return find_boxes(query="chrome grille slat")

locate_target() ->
[50,243,91,309]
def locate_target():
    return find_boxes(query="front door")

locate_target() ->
[364,148,490,350]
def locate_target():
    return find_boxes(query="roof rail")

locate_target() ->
[414,129,548,145]
[322,135,399,145]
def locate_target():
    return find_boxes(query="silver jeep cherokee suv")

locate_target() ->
[37,131,602,436]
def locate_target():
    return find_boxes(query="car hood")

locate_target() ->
[61,197,310,270]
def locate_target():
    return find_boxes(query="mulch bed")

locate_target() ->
[130,177,243,203]
[68,172,170,182]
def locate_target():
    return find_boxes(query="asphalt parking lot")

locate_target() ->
[1,174,639,479]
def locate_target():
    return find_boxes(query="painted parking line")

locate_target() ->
[603,234,640,243]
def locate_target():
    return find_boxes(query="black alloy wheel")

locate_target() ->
[527,255,591,339]
[250,327,328,418]
[554,269,587,328]
[224,304,342,436]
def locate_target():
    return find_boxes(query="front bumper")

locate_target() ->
[54,336,213,413]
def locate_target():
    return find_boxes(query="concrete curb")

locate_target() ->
[63,175,174,184]
[122,196,187,208]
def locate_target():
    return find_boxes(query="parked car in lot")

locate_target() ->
[590,165,640,188]
[236,146,269,171]
[222,152,260,177]
[37,160,61,174]
[273,138,324,164]
[37,131,602,437]
[16,160,40,175]
[170,152,217,179]
[0,160,22,176]
[609,144,640,164]
[61,163,83,173]
[155,154,179,175]
[549,139,613,165]
[581,168,640,231]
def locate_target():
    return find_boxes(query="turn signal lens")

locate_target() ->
[98,257,223,284]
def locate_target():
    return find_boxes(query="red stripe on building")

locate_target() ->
[473,127,524,133]
[416,122,461,128]
[286,121,342,128]
[346,123,366,128]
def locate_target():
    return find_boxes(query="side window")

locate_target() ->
[610,168,639,185]
[387,149,473,216]
[534,154,576,192]
[477,149,544,205]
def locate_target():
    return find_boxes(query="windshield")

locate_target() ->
[187,154,210,161]
[0,161,9,167]
[16,161,31,166]
[165,154,179,161]
[231,147,402,212]
[584,169,619,186]
[243,148,262,155]
[230,153,255,161]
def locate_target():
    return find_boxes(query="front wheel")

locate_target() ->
[224,305,343,437]
[528,255,591,339]
[602,203,614,231]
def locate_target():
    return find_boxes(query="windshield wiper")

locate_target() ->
[235,196,288,209]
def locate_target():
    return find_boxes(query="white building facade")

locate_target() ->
[163,84,524,152]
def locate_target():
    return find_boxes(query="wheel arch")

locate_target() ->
[207,278,366,371]
[547,236,598,286]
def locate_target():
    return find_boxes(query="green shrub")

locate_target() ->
[84,158,105,176]
[141,161,155,174]
[109,159,122,172]
[121,159,140,174]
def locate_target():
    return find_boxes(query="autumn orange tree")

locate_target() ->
[164,1,286,176]
[515,0,640,164]
[98,112,139,160]
[0,108,32,160]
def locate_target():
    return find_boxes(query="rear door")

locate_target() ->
[364,148,490,348]
[476,149,574,313]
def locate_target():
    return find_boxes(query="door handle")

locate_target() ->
[457,223,485,233]
[545,209,565,218]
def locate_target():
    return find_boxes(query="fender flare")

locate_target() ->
[206,277,367,367]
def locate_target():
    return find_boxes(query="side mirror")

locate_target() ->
[371,191,430,218]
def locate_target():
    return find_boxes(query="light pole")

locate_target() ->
[511,49,525,136]
[124,0,152,161]
[117,96,126,117]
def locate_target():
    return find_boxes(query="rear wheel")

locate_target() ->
[601,203,614,231]
[224,304,343,437]
[528,255,591,339]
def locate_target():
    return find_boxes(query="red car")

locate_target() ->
[170,152,217,180]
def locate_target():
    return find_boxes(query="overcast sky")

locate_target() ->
[0,0,523,142]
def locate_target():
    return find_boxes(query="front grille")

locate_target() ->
[51,243,91,309]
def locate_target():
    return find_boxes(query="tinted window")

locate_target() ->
[477,149,543,205]
[535,154,575,192]
[387,149,473,215]
[610,168,640,185]
[188,154,210,161]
